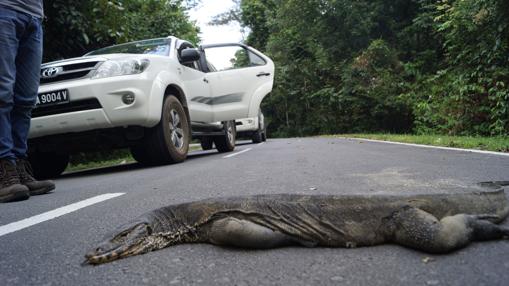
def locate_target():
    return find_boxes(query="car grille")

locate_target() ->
[31,98,102,118]
[40,61,100,84]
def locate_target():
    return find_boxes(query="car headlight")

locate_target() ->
[92,59,150,79]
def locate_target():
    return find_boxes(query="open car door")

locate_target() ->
[200,44,274,122]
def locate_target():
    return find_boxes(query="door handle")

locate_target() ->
[203,78,209,83]
[256,72,271,77]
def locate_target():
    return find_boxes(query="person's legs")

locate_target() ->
[0,7,19,162]
[0,7,30,202]
[11,14,43,159]
[11,15,55,195]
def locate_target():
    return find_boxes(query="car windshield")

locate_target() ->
[85,38,171,56]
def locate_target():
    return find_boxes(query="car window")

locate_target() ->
[85,38,171,56]
[203,45,265,72]
[185,60,200,70]
[248,51,266,66]
[206,61,217,72]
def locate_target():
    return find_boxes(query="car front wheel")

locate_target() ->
[28,152,69,179]
[131,95,190,165]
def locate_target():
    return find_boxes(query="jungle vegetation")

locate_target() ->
[226,0,509,137]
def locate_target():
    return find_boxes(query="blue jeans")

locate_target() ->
[0,6,43,162]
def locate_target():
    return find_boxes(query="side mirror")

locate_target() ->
[180,48,200,63]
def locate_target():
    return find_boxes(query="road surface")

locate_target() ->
[1,137,509,285]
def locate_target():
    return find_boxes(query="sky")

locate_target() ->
[188,0,244,45]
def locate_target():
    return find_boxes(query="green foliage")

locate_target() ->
[69,149,133,169]
[240,0,275,50]
[332,134,509,152]
[237,0,509,137]
[341,40,412,133]
[409,0,509,135]
[43,0,199,61]
[254,0,416,136]
[123,0,199,45]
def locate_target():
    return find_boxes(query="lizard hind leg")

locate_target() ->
[207,217,296,249]
[388,206,476,253]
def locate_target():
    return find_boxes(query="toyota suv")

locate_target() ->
[29,36,274,178]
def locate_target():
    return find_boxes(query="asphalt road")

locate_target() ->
[1,137,509,286]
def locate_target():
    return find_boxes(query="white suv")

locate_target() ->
[29,36,274,178]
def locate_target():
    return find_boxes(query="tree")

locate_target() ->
[235,0,508,136]
[42,0,199,61]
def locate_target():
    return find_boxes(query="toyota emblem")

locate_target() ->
[41,66,63,78]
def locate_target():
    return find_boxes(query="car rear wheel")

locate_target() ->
[29,152,70,179]
[213,120,236,153]
[131,95,190,165]
[200,137,214,150]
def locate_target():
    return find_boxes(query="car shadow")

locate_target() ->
[58,140,264,179]
[59,149,221,179]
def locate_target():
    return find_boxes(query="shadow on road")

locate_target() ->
[59,140,261,179]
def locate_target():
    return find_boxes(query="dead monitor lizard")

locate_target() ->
[85,183,509,264]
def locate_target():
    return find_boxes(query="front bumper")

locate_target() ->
[29,75,159,139]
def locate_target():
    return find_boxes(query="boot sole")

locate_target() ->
[0,189,30,203]
[29,185,56,196]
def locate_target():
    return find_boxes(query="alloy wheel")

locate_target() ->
[169,109,185,149]
[227,121,235,145]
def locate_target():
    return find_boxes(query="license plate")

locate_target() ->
[36,89,70,107]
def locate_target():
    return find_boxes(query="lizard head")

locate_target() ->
[84,222,154,265]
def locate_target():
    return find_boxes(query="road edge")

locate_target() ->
[341,137,509,157]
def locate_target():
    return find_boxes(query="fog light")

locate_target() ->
[122,93,135,105]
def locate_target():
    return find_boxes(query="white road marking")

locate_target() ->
[0,193,125,237]
[349,138,509,157]
[223,148,252,158]
[257,142,265,146]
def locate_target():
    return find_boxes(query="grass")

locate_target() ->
[64,144,203,173]
[66,153,135,173]
[331,134,509,153]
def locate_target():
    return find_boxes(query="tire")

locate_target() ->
[200,137,213,150]
[214,120,236,153]
[28,152,70,179]
[131,95,190,165]
[252,115,264,143]
[252,129,262,143]
[261,129,267,142]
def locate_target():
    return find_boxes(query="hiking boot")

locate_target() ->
[0,159,30,203]
[16,158,55,195]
